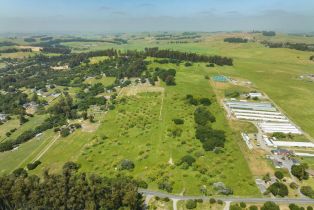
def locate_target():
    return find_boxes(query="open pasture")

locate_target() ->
[18,62,259,196]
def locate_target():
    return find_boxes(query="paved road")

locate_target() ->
[139,189,314,204]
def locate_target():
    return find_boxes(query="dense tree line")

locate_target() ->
[192,105,226,151]
[35,37,128,47]
[261,41,314,52]
[155,35,201,40]
[39,36,53,41]
[0,162,143,210]
[154,68,176,85]
[0,48,32,53]
[0,41,16,47]
[41,46,71,54]
[262,31,276,36]
[0,92,28,115]
[24,38,36,42]
[144,47,233,66]
[224,37,248,43]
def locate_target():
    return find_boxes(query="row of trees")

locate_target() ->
[261,41,314,52]
[0,41,16,47]
[262,31,276,36]
[144,47,233,66]
[193,104,226,151]
[0,48,32,53]
[0,162,143,209]
[41,46,71,54]
[224,37,248,43]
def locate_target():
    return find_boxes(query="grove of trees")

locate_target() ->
[224,37,248,43]
[0,162,144,209]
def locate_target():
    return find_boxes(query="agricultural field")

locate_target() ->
[1,32,314,200]
[84,76,116,86]
[24,62,259,196]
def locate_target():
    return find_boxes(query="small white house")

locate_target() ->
[0,114,7,121]
[248,92,262,98]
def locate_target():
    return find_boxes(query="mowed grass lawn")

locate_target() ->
[83,76,116,86]
[0,114,48,142]
[0,130,55,174]
[28,62,259,196]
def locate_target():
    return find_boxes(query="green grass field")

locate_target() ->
[84,76,116,86]
[1,32,314,196]
[0,130,55,174]
[62,33,314,140]
[23,62,259,196]
[0,114,47,142]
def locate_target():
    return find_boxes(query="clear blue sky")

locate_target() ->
[1,0,313,33]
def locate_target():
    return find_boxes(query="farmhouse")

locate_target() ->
[272,159,283,168]
[271,149,293,156]
[247,92,262,98]
[51,65,69,70]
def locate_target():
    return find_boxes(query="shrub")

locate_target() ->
[289,182,298,189]
[300,186,314,198]
[274,171,284,180]
[194,107,215,125]
[185,62,193,67]
[187,96,198,105]
[217,200,223,205]
[180,155,196,166]
[118,159,135,170]
[272,132,286,139]
[137,180,148,189]
[249,205,258,210]
[261,201,279,210]
[268,182,288,197]
[291,164,309,180]
[186,200,197,209]
[225,90,240,98]
[206,63,215,67]
[289,204,300,210]
[230,204,242,210]
[27,160,41,170]
[172,118,184,125]
[240,202,247,208]
[307,206,313,210]
[158,179,173,193]
[209,198,216,204]
[199,98,211,106]
[60,127,70,137]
